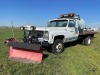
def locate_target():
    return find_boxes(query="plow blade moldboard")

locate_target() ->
[8,41,41,51]
[7,41,43,63]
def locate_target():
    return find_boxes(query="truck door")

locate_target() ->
[66,20,79,42]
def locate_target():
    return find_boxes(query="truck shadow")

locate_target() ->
[43,54,49,60]
[42,48,50,60]
[64,41,78,48]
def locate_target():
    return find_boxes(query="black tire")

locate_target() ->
[83,36,91,45]
[51,39,64,54]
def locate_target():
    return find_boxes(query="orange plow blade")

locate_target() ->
[9,46,43,63]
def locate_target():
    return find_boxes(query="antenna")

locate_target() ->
[11,21,15,38]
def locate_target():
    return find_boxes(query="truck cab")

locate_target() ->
[46,17,79,43]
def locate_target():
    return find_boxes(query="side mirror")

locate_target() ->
[31,26,36,31]
[20,26,25,30]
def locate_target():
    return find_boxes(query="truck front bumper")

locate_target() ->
[38,38,50,47]
[42,41,50,47]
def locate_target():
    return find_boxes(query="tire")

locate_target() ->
[83,36,91,45]
[51,39,64,54]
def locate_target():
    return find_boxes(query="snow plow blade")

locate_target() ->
[7,42,43,63]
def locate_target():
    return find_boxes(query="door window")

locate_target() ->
[68,20,75,27]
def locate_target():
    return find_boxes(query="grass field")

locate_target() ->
[0,28,100,75]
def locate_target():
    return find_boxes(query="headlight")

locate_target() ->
[43,31,49,40]
[29,36,31,38]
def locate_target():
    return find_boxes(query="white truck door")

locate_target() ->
[66,20,79,42]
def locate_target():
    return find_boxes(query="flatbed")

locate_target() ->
[79,30,97,36]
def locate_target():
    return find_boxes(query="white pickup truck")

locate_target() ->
[19,13,96,54]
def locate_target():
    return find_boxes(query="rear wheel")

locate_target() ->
[83,36,91,45]
[51,39,64,54]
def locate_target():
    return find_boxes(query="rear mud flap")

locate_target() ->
[9,46,43,63]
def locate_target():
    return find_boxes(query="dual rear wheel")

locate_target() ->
[82,36,92,45]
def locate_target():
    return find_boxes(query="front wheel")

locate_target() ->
[51,39,64,54]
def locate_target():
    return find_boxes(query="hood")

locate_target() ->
[36,27,66,31]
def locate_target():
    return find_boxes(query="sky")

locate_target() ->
[0,0,100,27]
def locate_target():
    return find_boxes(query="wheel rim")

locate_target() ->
[56,43,62,52]
[88,38,91,44]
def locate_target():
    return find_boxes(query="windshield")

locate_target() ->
[47,20,68,27]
